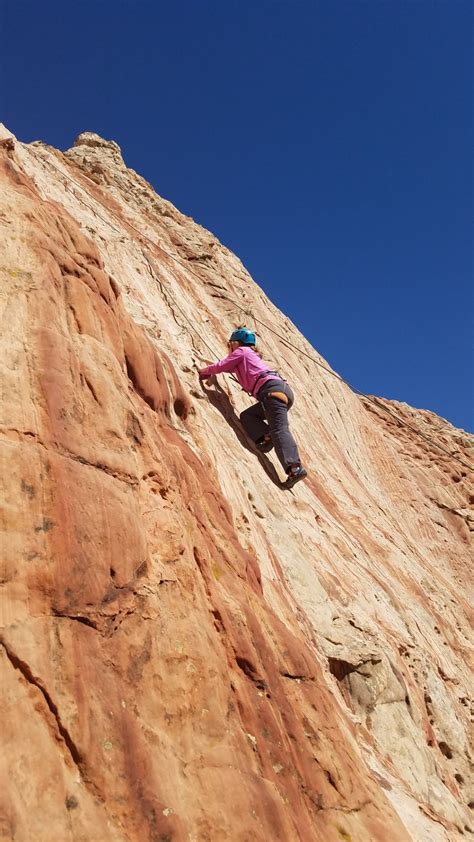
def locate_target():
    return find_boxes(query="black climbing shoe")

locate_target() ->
[255,435,273,453]
[283,466,308,489]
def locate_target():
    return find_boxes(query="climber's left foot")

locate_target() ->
[255,434,273,453]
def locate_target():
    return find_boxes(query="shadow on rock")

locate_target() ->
[199,379,283,489]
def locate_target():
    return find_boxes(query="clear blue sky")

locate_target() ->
[2,1,472,430]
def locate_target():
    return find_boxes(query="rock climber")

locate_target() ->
[198,327,307,488]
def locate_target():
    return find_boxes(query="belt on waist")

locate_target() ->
[252,371,280,396]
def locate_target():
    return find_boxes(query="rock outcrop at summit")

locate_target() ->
[1,125,472,842]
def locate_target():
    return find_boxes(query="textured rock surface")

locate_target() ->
[0,124,473,842]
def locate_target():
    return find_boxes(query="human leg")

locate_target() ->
[240,401,269,443]
[260,384,301,473]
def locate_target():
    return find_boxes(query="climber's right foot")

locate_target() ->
[283,466,308,489]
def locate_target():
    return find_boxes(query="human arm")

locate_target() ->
[198,347,244,379]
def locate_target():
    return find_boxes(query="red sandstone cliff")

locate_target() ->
[0,125,472,842]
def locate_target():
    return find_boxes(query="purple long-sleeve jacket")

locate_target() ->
[199,346,279,396]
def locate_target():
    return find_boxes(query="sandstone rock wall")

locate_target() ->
[1,125,472,841]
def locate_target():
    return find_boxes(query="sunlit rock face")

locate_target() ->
[0,123,472,842]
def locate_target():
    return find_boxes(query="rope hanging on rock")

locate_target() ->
[36,151,474,472]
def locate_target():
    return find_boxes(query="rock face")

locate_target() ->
[0,125,472,842]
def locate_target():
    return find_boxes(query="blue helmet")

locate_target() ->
[229,327,256,346]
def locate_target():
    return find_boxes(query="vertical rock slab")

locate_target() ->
[1,127,472,841]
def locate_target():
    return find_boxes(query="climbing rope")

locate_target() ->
[31,148,474,472]
[142,250,241,387]
[202,292,474,471]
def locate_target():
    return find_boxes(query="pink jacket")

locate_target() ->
[199,346,280,396]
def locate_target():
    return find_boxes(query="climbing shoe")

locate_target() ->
[255,434,273,453]
[284,466,307,489]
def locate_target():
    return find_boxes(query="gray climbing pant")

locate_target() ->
[240,379,301,473]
